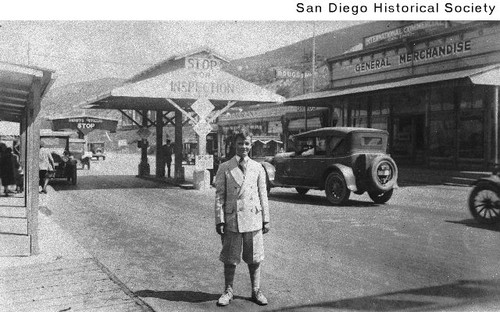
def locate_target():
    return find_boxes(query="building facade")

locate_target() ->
[286,21,500,170]
[216,103,328,157]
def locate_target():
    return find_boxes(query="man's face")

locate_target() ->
[235,136,252,158]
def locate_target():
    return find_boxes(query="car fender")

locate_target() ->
[472,175,500,187]
[326,164,357,192]
[261,162,276,185]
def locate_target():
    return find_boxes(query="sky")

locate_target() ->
[0,21,363,88]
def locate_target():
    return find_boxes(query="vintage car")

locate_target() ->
[40,130,78,185]
[87,141,106,160]
[261,127,398,205]
[69,138,92,169]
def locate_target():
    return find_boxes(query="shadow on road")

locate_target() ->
[134,289,246,303]
[50,175,178,191]
[446,219,500,233]
[268,279,500,311]
[268,191,380,208]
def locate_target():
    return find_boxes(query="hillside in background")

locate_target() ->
[223,21,396,97]
[40,77,126,120]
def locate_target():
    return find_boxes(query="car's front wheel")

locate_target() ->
[295,187,309,195]
[468,182,500,224]
[324,171,350,205]
[368,189,393,204]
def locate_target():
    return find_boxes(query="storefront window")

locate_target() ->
[371,95,390,130]
[431,87,454,111]
[351,98,368,127]
[429,116,455,158]
[459,117,483,159]
[459,86,473,109]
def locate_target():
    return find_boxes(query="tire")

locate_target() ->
[369,189,394,204]
[324,171,350,205]
[468,182,500,224]
[368,155,398,192]
[295,187,309,195]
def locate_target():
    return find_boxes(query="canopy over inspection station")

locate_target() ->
[78,48,284,188]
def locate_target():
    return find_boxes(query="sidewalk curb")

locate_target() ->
[91,257,156,312]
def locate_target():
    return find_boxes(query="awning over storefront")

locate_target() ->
[285,65,500,107]
[253,137,283,145]
[470,66,500,85]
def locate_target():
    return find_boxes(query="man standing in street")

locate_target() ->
[214,129,270,306]
[161,139,173,178]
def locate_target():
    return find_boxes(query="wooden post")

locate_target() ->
[217,126,223,158]
[26,77,42,255]
[138,110,150,176]
[19,116,26,185]
[494,86,499,165]
[155,110,165,178]
[174,109,184,182]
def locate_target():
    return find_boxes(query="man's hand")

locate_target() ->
[262,222,270,234]
[216,223,225,235]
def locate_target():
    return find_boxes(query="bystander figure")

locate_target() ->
[39,141,55,194]
[161,139,174,178]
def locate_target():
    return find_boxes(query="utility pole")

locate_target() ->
[305,22,316,131]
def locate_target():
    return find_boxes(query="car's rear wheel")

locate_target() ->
[295,187,309,195]
[325,171,350,205]
[368,189,393,204]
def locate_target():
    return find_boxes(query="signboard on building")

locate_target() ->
[218,105,321,122]
[193,119,213,137]
[51,116,119,136]
[191,98,215,120]
[363,21,448,48]
[185,57,221,71]
[275,68,312,79]
[195,154,214,170]
[136,127,151,139]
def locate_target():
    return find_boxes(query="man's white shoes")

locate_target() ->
[217,287,233,306]
[252,289,268,305]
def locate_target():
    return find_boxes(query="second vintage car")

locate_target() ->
[40,130,78,185]
[261,127,398,205]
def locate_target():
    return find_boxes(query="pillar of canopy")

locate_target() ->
[77,48,284,189]
[0,61,55,256]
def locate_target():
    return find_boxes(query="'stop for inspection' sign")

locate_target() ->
[185,57,221,71]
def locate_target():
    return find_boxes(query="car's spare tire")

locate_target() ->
[368,155,398,192]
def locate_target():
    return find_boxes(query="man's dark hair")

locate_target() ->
[234,128,252,143]
[166,139,171,144]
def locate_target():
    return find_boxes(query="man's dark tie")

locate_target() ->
[239,158,246,175]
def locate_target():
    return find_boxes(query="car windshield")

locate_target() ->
[41,137,67,149]
[69,142,85,152]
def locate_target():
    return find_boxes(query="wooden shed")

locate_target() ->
[0,62,55,256]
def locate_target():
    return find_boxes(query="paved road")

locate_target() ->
[47,153,500,312]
